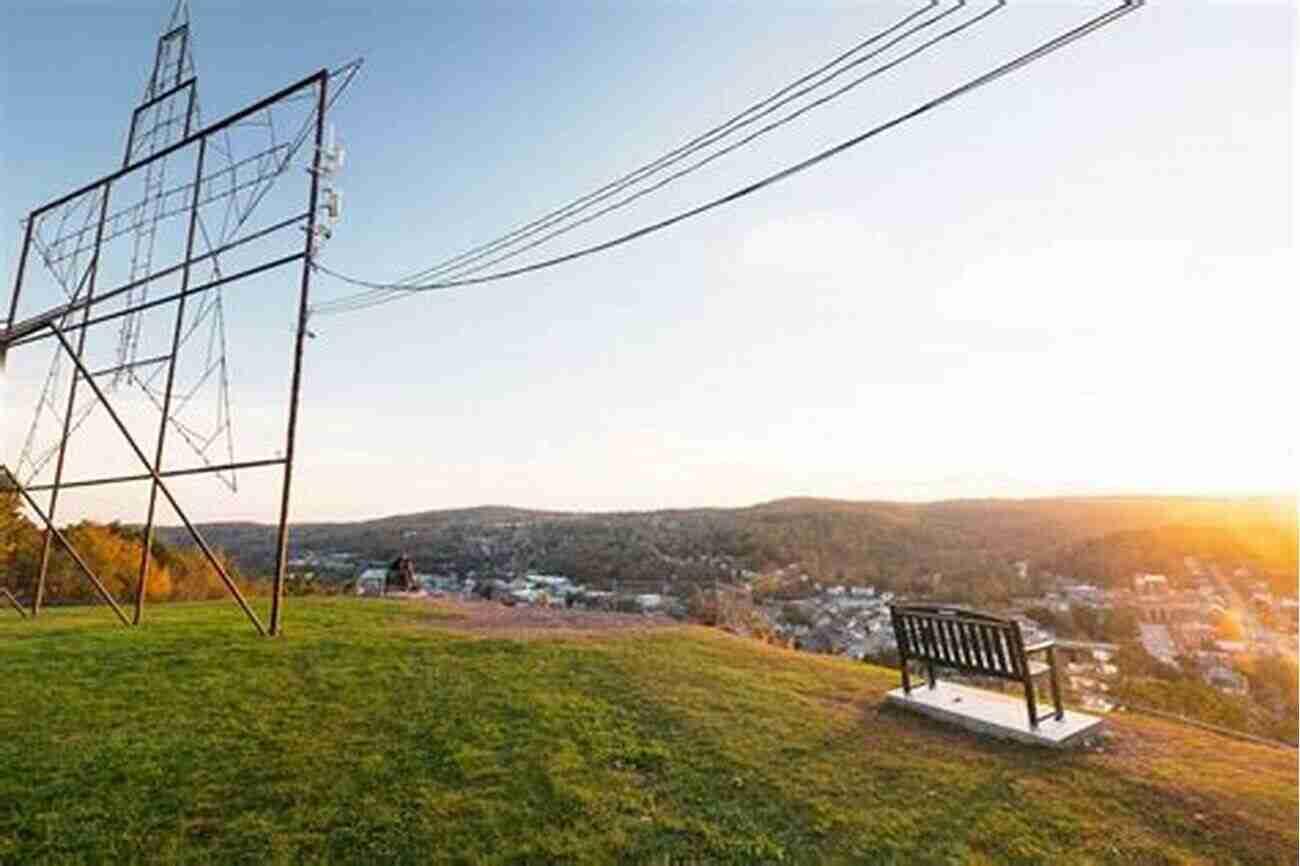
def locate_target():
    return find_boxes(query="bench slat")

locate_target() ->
[983,623,1007,673]
[909,617,925,660]
[964,621,986,669]
[895,616,910,656]
[921,617,941,664]
[900,615,917,656]
[942,619,961,666]
[966,622,982,668]
[952,620,972,668]
[1007,622,1026,678]
[914,615,935,659]
[899,615,918,657]
[931,618,950,664]
[939,619,958,666]
[974,622,996,671]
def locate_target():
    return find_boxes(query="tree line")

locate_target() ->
[1,490,253,605]
[149,495,1297,601]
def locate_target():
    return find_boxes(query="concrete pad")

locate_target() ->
[885,681,1105,749]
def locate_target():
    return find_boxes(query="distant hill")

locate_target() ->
[157,495,1298,596]
[1050,520,1299,595]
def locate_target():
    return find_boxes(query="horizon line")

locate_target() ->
[136,489,1299,528]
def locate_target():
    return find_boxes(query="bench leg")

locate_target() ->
[1023,676,1040,729]
[926,660,936,690]
[1048,646,1064,721]
[900,657,913,695]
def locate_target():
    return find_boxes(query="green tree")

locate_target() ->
[1,488,40,596]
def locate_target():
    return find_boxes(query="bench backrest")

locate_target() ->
[890,605,1029,681]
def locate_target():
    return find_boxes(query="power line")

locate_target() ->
[394,1,954,288]
[316,3,992,314]
[314,1,985,313]
[424,1,1002,287]
[311,1,1142,317]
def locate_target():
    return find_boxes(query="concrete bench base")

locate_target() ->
[885,681,1105,749]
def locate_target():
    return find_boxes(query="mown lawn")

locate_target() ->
[1,599,1295,865]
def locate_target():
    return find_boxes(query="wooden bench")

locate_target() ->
[889,604,1063,728]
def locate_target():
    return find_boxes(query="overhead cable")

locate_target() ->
[311,1,988,314]
[311,1,1142,316]
[422,0,1001,287]
[394,1,951,287]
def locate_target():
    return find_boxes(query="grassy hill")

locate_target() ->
[2,599,1295,865]
[157,495,1298,594]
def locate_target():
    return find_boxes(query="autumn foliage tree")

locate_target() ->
[0,501,251,605]
[152,540,252,601]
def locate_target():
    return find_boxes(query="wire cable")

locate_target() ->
[310,1,983,314]
[423,1,1000,287]
[394,1,950,288]
[311,1,1142,316]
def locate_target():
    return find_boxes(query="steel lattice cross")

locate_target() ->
[2,1,359,635]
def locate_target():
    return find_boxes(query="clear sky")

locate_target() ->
[1,1,1295,524]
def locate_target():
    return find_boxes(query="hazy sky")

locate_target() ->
[1,1,1295,524]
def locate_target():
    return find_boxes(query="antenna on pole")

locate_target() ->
[308,123,346,255]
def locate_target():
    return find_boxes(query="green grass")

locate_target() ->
[1,599,1295,866]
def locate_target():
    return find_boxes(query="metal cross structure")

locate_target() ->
[1,1,360,635]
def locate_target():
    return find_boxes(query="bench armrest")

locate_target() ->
[1024,640,1055,654]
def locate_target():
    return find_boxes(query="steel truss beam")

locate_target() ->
[30,70,327,222]
[37,321,268,635]
[135,134,208,624]
[35,143,294,268]
[21,458,287,493]
[3,62,340,637]
[31,182,113,616]
[124,77,195,167]
[13,252,305,350]
[5,215,310,350]
[269,70,327,637]
[134,76,196,125]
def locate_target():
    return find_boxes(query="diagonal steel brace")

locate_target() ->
[3,586,29,618]
[1,464,130,625]
[43,321,267,635]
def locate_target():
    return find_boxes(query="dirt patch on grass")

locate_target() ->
[406,596,682,639]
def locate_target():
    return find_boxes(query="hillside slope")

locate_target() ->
[1,599,1295,865]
